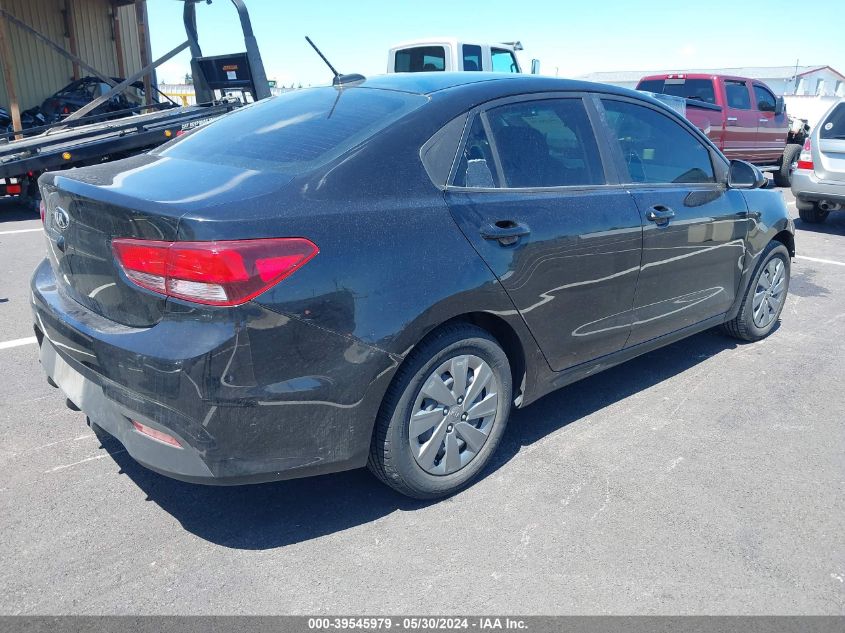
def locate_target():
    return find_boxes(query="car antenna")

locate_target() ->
[305,36,365,87]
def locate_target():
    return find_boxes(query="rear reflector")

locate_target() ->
[132,420,182,448]
[112,237,318,306]
[797,138,814,171]
[39,200,46,225]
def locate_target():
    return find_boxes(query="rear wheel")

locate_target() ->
[723,241,790,341]
[773,143,802,187]
[368,324,512,499]
[798,204,829,224]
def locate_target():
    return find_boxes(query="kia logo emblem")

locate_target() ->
[53,207,70,230]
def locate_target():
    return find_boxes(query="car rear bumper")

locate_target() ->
[791,169,845,207]
[31,258,397,485]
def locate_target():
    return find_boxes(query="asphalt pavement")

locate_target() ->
[0,188,843,615]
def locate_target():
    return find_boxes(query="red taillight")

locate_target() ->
[61,106,70,115]
[797,138,814,171]
[131,420,182,448]
[6,183,21,195]
[112,237,318,306]
[39,200,46,225]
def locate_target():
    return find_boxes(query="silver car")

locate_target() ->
[791,98,845,223]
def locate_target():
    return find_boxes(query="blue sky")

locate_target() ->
[148,0,845,86]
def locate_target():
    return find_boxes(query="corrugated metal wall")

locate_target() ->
[0,0,142,112]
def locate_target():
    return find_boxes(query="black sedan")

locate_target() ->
[32,73,794,499]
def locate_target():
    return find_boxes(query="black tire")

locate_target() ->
[798,204,829,224]
[368,323,512,499]
[773,143,802,187]
[723,241,790,342]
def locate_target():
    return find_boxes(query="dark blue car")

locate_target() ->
[32,73,794,498]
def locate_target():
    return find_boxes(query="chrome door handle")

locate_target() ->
[759,118,769,123]
[727,116,738,122]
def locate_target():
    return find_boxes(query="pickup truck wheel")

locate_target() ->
[773,144,802,187]
[798,205,829,224]
[723,241,790,342]
[368,324,512,499]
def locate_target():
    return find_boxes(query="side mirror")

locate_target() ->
[775,97,785,115]
[727,159,767,190]
[530,59,540,75]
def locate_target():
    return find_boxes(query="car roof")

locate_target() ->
[357,72,642,98]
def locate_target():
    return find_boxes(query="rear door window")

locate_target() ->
[725,80,751,110]
[491,49,519,73]
[753,84,777,112]
[820,103,845,139]
[157,87,427,173]
[462,44,482,71]
[394,46,446,72]
[454,98,604,188]
[601,99,715,184]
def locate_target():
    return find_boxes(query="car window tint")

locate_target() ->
[157,87,427,174]
[486,99,604,187]
[491,49,519,73]
[819,103,845,139]
[601,99,715,184]
[754,85,777,112]
[725,80,751,110]
[462,44,482,71]
[395,46,446,72]
[638,78,717,105]
[453,116,498,188]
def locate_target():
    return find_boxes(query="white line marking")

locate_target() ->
[798,256,845,268]
[46,449,126,473]
[0,336,37,350]
[0,228,41,236]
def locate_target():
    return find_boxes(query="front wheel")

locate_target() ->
[368,324,512,499]
[723,241,790,342]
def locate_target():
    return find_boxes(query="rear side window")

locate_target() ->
[157,88,427,173]
[753,85,777,112]
[820,103,845,139]
[395,46,446,72]
[725,80,751,110]
[462,44,482,71]
[491,49,519,73]
[637,78,716,105]
[453,116,499,188]
[601,99,715,184]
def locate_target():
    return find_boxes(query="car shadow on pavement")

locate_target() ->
[794,214,845,235]
[0,199,38,222]
[104,328,741,550]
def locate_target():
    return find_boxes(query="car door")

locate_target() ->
[721,79,758,160]
[753,83,788,163]
[597,96,749,347]
[445,95,644,372]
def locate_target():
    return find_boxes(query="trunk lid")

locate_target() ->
[42,153,293,327]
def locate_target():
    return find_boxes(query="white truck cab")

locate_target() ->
[387,38,537,74]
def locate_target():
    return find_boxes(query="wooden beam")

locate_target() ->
[134,0,152,107]
[111,2,126,78]
[64,0,80,80]
[0,0,22,138]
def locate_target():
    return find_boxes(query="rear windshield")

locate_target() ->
[394,46,446,72]
[637,78,716,105]
[820,103,845,139]
[156,87,427,173]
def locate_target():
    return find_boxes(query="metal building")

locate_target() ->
[0,0,152,131]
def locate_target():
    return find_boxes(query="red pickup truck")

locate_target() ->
[636,73,807,186]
